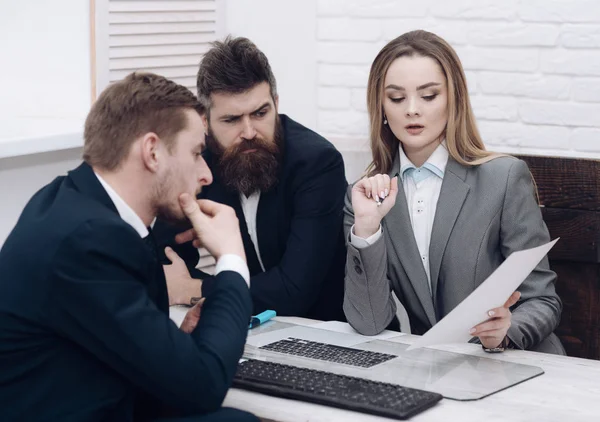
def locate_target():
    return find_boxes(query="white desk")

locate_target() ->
[231,317,600,422]
[169,310,600,422]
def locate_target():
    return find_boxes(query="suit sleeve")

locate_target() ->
[501,159,563,350]
[342,184,397,335]
[47,220,252,415]
[249,148,347,316]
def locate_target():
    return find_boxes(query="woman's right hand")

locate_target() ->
[351,174,399,238]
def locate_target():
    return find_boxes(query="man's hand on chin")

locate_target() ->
[163,246,202,306]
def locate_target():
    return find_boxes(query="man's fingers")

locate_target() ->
[180,299,205,333]
[180,312,196,333]
[196,199,224,217]
[192,239,203,249]
[164,246,183,264]
[179,193,209,231]
[504,291,521,308]
[179,193,200,218]
[189,298,205,316]
[175,228,196,244]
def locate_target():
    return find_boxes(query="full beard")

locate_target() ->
[207,117,283,197]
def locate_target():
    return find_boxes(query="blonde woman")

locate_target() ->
[344,30,565,354]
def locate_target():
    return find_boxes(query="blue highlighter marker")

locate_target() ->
[249,310,276,329]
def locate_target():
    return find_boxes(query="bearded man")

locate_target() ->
[157,36,347,322]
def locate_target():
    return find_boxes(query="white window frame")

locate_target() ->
[90,0,226,101]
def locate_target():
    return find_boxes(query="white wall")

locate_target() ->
[0,0,90,245]
[223,0,371,179]
[225,0,318,131]
[4,0,600,244]
[316,0,600,172]
[0,0,91,122]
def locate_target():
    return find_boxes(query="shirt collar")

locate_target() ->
[399,140,449,180]
[94,172,150,238]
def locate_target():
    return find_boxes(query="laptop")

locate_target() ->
[242,320,544,401]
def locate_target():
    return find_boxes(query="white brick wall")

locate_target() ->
[316,0,600,180]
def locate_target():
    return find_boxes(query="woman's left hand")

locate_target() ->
[470,291,521,349]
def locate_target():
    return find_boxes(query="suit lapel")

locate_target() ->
[203,180,264,275]
[255,133,287,272]
[145,230,169,312]
[429,158,470,313]
[256,186,279,271]
[384,154,437,327]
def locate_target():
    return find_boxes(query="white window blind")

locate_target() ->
[197,248,216,275]
[95,0,224,95]
[94,0,223,274]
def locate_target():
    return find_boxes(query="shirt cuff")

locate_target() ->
[350,224,382,249]
[215,254,250,287]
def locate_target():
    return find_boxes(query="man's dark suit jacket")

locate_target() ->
[0,162,253,421]
[157,115,347,321]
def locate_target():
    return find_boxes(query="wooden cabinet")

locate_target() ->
[517,155,600,360]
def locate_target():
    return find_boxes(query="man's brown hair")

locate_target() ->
[83,72,203,170]
[196,36,277,115]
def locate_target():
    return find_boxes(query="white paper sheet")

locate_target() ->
[407,238,558,351]
[311,320,404,340]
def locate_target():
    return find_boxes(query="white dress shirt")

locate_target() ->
[350,142,449,293]
[240,191,266,272]
[95,173,250,285]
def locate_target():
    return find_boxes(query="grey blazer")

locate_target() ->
[343,153,565,355]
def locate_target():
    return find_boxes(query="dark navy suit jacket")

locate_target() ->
[156,115,347,321]
[0,162,252,421]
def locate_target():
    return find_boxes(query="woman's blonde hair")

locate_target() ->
[366,30,500,176]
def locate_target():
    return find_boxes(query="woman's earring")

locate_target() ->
[383,116,388,125]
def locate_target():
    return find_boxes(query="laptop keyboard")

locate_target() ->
[234,359,442,420]
[259,337,397,368]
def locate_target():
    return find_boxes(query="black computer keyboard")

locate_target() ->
[234,359,442,420]
[259,337,397,368]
